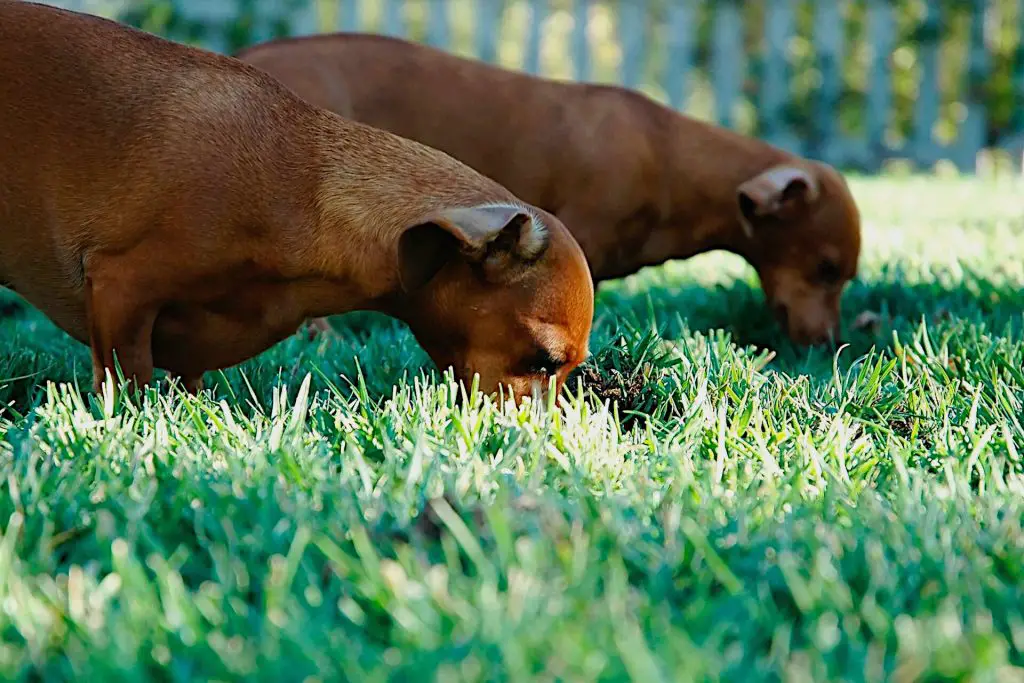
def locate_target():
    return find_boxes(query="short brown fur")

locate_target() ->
[238,33,862,345]
[0,2,593,398]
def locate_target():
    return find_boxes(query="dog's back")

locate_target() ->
[0,2,324,328]
[238,32,549,133]
[237,33,607,207]
[2,1,253,195]
[0,1,316,230]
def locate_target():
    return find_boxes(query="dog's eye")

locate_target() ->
[522,349,562,375]
[816,259,842,284]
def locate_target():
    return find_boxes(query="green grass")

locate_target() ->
[1,176,1023,681]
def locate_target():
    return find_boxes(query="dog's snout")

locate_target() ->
[797,323,841,348]
[810,331,839,347]
[774,302,843,347]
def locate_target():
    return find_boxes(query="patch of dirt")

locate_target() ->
[409,494,550,542]
[411,494,488,541]
[887,417,934,449]
[575,364,655,431]
[577,366,644,403]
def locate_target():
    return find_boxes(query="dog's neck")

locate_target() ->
[301,114,508,319]
[274,127,405,318]
[660,115,797,259]
[589,98,792,280]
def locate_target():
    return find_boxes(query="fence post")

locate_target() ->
[618,0,646,89]
[760,0,800,154]
[572,0,591,82]
[475,0,500,64]
[426,0,450,49]
[711,0,743,129]
[523,0,547,75]
[664,0,698,112]
[381,0,404,37]
[252,0,318,41]
[865,0,894,170]
[954,0,989,172]
[1005,0,1024,168]
[911,0,942,168]
[290,0,321,36]
[812,0,845,165]
[339,0,361,31]
[174,0,236,53]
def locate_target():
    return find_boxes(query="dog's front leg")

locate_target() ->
[170,374,204,394]
[85,272,158,395]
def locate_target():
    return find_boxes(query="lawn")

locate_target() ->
[0,176,1022,681]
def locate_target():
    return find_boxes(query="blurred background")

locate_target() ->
[43,0,1024,174]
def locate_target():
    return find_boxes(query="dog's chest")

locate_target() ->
[152,281,305,373]
[594,203,663,277]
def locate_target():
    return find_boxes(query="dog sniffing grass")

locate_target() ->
[0,176,1022,681]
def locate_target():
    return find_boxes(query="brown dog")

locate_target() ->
[238,33,862,345]
[0,2,593,399]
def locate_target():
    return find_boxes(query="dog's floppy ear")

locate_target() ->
[397,203,549,291]
[737,165,819,234]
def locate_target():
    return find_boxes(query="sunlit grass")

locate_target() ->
[0,176,1022,680]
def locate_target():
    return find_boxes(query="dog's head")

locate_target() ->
[391,202,594,401]
[736,162,861,346]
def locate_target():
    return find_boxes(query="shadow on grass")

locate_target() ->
[595,264,1024,377]
[0,263,1020,418]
